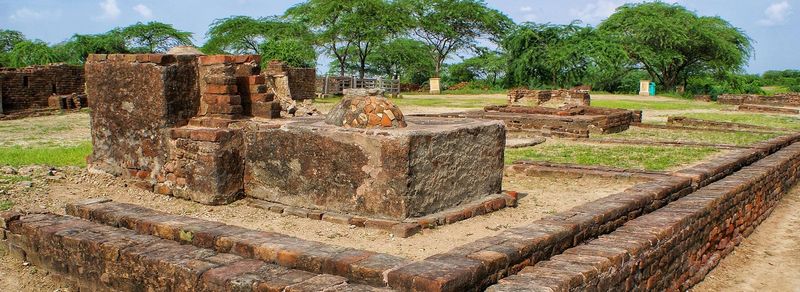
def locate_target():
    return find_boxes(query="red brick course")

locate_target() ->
[489,140,800,291]
[0,211,390,291]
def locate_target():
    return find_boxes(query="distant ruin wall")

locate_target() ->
[508,88,591,107]
[0,64,84,113]
[287,67,316,100]
[718,93,800,106]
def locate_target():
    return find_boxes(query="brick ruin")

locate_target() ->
[4,53,800,291]
[85,53,506,224]
[507,88,591,107]
[719,93,800,114]
[0,63,85,117]
[265,60,319,117]
[420,104,638,138]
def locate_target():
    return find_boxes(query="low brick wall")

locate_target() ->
[738,104,800,114]
[488,140,800,291]
[507,161,671,181]
[0,210,384,291]
[63,200,410,287]
[0,64,84,113]
[719,93,800,106]
[667,116,785,132]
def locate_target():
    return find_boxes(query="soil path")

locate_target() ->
[692,184,800,292]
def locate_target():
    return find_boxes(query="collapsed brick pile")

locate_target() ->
[265,60,320,117]
[508,88,591,107]
[324,88,406,128]
[0,63,84,116]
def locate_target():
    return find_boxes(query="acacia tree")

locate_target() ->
[503,22,628,88]
[367,38,433,81]
[599,2,753,90]
[398,0,512,77]
[286,1,359,77]
[5,40,61,67]
[121,21,193,53]
[203,16,316,67]
[348,0,408,78]
[57,31,128,64]
[0,29,26,67]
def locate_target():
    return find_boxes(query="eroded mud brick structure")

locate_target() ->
[507,88,591,107]
[86,54,506,222]
[0,64,85,116]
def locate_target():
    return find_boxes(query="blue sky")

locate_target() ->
[0,0,796,74]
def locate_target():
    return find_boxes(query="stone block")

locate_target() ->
[244,116,505,220]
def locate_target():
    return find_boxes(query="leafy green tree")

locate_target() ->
[121,21,193,53]
[367,38,433,81]
[57,31,128,64]
[503,22,627,88]
[397,0,513,77]
[286,1,359,76]
[0,30,25,53]
[5,40,62,67]
[286,0,406,78]
[259,38,317,68]
[598,2,753,90]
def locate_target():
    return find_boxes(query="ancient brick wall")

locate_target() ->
[718,93,800,106]
[0,64,84,112]
[287,67,316,100]
[489,139,800,291]
[85,54,201,180]
[508,88,591,107]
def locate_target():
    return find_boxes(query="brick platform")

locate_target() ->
[417,105,636,138]
[737,104,800,114]
[0,211,385,291]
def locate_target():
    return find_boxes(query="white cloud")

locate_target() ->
[520,6,538,22]
[569,0,624,24]
[133,4,153,18]
[98,0,121,20]
[758,1,792,26]
[8,8,62,21]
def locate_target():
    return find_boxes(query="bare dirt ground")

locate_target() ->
[0,166,637,291]
[692,184,800,292]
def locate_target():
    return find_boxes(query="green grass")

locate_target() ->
[0,141,92,167]
[401,89,507,95]
[315,96,505,108]
[677,112,800,130]
[761,86,791,95]
[505,142,718,171]
[598,127,780,146]
[0,200,12,211]
[591,99,725,111]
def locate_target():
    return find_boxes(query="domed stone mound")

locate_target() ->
[325,88,407,128]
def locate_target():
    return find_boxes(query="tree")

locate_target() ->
[367,38,434,82]
[286,1,358,76]
[286,0,408,78]
[397,0,513,77]
[121,22,193,53]
[0,30,25,53]
[5,40,61,67]
[259,38,317,68]
[598,2,753,90]
[503,22,629,89]
[57,31,128,64]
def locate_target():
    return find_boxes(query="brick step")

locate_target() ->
[65,199,410,287]
[0,211,387,291]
